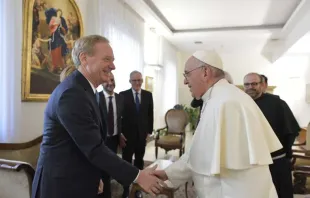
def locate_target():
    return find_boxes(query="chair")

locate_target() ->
[291,125,310,194]
[155,109,189,159]
[0,158,35,198]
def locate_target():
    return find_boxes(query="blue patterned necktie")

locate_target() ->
[135,92,140,112]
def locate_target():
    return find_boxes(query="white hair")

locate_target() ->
[224,71,233,84]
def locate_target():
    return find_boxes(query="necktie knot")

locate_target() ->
[109,96,113,101]
[95,91,100,105]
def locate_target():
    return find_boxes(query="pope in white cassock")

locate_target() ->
[153,50,283,198]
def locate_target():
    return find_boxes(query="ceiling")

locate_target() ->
[125,0,308,55]
[147,0,300,31]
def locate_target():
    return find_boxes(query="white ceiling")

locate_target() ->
[150,0,300,30]
[287,32,310,54]
[125,0,306,54]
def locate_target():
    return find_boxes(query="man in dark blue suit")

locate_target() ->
[120,71,154,198]
[32,35,165,198]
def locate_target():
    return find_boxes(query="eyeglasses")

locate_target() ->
[244,82,261,87]
[183,66,205,79]
[131,79,143,83]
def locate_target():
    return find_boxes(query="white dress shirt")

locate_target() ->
[103,90,118,136]
[132,89,141,103]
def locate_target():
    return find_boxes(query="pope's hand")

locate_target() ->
[136,165,167,196]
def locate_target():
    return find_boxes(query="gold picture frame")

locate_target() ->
[236,85,276,94]
[145,76,154,93]
[22,0,84,101]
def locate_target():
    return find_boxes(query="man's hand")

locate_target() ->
[136,165,167,196]
[152,170,168,181]
[98,179,104,194]
[119,133,127,148]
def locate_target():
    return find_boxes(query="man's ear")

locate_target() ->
[79,52,87,65]
[203,66,209,77]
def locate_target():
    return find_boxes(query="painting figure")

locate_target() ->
[31,33,49,69]
[45,8,69,73]
[22,0,83,100]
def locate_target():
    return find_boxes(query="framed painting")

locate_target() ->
[22,0,84,101]
[145,76,154,93]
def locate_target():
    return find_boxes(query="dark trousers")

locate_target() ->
[269,157,293,198]
[122,137,146,194]
[98,135,119,198]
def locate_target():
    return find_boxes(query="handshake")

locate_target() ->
[135,164,169,196]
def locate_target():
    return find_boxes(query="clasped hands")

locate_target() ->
[136,164,169,196]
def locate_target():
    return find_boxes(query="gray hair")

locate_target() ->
[130,70,142,79]
[71,35,109,68]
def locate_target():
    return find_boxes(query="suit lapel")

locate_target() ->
[98,92,107,139]
[140,90,145,110]
[100,92,108,118]
[129,89,136,107]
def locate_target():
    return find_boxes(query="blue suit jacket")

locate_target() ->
[32,70,138,198]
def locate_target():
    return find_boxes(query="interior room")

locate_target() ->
[1,0,310,197]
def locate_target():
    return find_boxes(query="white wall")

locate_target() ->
[177,51,310,127]
[144,33,178,129]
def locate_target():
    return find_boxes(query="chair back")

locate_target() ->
[165,109,188,134]
[0,159,35,198]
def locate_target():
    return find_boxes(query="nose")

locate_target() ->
[110,63,116,70]
[184,77,188,85]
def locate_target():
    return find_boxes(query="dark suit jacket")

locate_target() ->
[119,89,153,143]
[32,71,138,198]
[99,91,124,137]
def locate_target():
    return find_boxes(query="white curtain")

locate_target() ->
[97,0,144,93]
[144,27,178,129]
[0,0,22,142]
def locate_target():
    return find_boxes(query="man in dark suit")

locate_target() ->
[32,35,164,198]
[120,71,154,198]
[99,72,125,198]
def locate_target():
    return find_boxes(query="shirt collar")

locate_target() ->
[103,90,115,98]
[86,79,96,94]
[132,88,141,95]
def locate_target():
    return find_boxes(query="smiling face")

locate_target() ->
[243,73,263,99]
[103,72,115,94]
[80,42,115,86]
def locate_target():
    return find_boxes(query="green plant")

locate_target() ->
[182,104,200,130]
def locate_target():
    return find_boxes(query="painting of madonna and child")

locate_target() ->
[30,0,82,95]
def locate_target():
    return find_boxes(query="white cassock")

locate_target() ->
[165,79,282,198]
